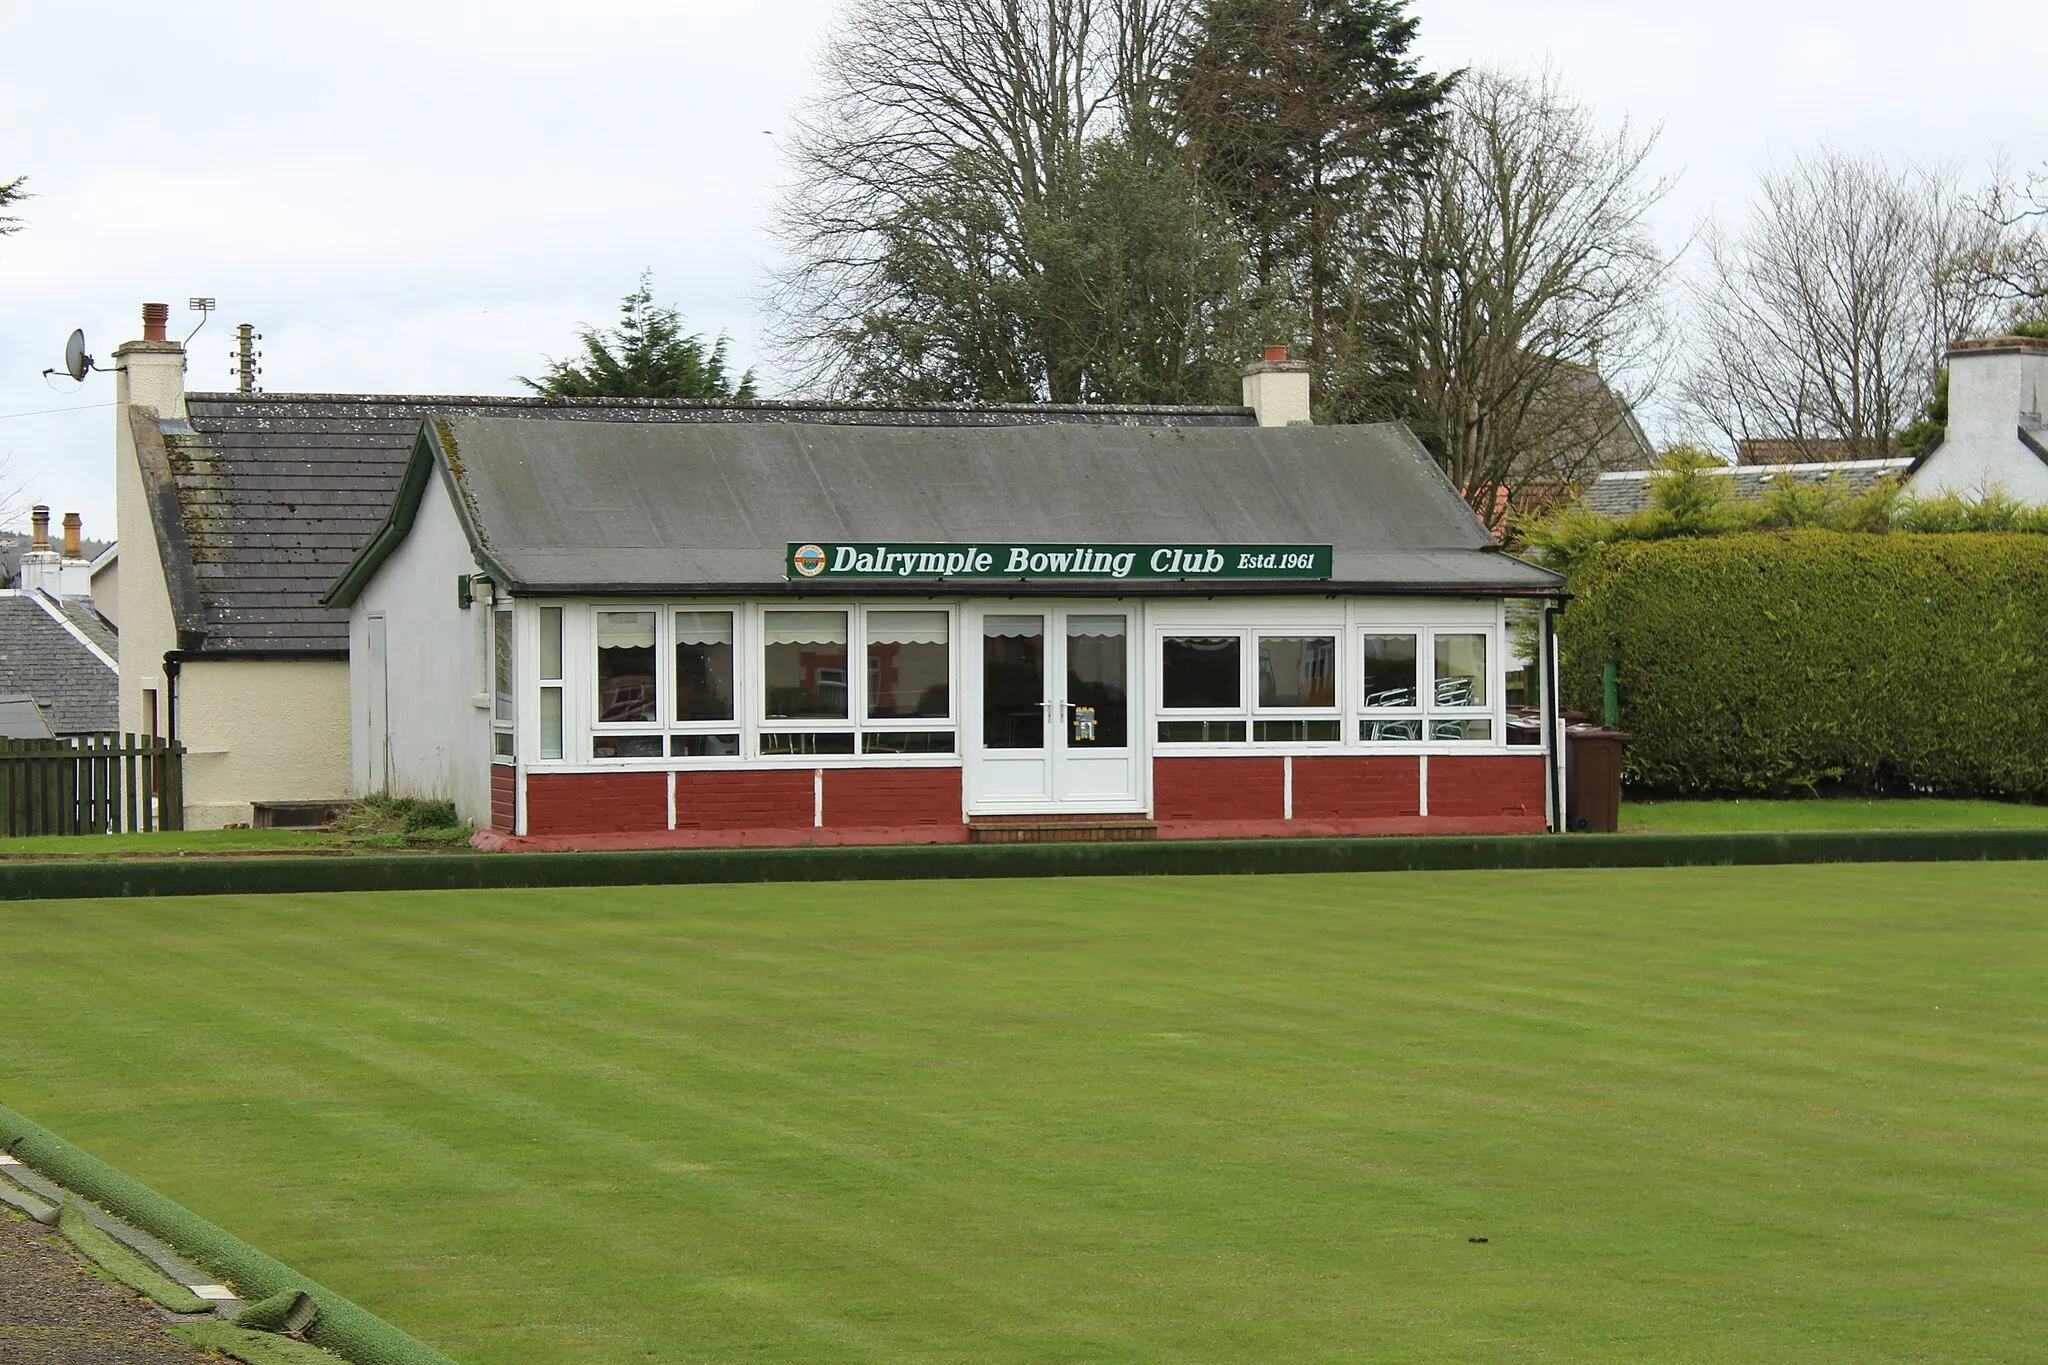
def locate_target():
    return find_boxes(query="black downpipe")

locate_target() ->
[1542,600,1566,833]
[162,653,181,744]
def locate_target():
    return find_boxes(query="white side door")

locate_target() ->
[965,604,1144,814]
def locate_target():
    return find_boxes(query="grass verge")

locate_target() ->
[1623,795,2048,832]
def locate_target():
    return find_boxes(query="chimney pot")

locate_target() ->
[61,513,81,560]
[142,302,169,342]
[30,505,49,552]
[1264,345,1289,363]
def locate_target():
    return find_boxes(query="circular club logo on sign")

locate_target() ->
[792,544,828,577]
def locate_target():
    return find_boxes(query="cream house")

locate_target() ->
[1905,336,2048,503]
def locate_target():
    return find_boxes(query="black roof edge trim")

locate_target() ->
[164,648,351,663]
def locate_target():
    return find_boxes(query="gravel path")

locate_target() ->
[0,1209,208,1364]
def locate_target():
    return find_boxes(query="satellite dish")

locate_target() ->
[63,329,91,382]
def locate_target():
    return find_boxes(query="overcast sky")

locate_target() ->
[2,0,2042,537]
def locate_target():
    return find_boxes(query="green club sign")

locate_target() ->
[786,542,1333,581]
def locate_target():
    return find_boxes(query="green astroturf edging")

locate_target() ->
[0,829,2047,900]
[0,1104,455,1365]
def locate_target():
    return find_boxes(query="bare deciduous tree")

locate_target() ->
[1978,163,2048,313]
[1681,150,2009,461]
[767,0,1192,395]
[1389,68,1670,526]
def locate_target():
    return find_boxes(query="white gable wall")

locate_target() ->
[349,469,493,821]
[1908,344,2048,503]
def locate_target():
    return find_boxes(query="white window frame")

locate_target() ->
[1355,623,1505,750]
[491,602,516,763]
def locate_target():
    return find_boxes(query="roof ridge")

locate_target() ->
[185,391,1253,416]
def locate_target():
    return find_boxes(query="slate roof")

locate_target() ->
[336,416,1561,600]
[1577,458,1913,518]
[0,592,117,734]
[156,393,1259,655]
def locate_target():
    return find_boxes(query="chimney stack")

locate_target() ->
[1241,345,1313,427]
[18,506,61,596]
[61,512,81,560]
[113,299,189,421]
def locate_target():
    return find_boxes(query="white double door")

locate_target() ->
[965,603,1145,814]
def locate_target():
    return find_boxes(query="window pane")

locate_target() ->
[675,611,735,721]
[1434,633,1488,707]
[763,610,849,719]
[596,611,658,722]
[492,611,513,724]
[671,733,741,757]
[1066,614,1127,747]
[868,610,950,719]
[759,731,857,756]
[982,614,1044,750]
[1361,717,1423,743]
[1157,719,1246,743]
[539,606,563,681]
[1161,636,1240,709]
[540,686,563,760]
[862,731,956,754]
[1361,634,1417,708]
[594,734,664,758]
[1258,636,1336,708]
[1254,719,1341,742]
[1430,718,1493,742]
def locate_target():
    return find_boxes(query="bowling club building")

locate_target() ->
[325,371,1565,848]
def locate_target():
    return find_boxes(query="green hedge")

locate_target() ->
[1561,532,2048,795]
[5,830,2048,902]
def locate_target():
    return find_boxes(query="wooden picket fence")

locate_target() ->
[0,733,186,836]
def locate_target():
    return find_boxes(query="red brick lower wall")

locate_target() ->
[1429,755,1547,820]
[526,771,668,835]
[1154,757,1285,821]
[490,763,516,833]
[500,754,1546,847]
[823,768,961,827]
[1293,756,1420,819]
[675,770,813,830]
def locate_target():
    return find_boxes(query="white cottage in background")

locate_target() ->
[1906,336,2048,503]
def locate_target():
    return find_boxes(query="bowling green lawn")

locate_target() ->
[2,863,2043,1362]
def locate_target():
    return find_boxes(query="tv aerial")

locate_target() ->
[44,329,99,384]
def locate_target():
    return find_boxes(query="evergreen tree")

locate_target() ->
[1174,0,1455,418]
[0,176,28,238]
[522,273,756,400]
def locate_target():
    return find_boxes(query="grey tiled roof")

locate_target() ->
[360,416,1561,598]
[1578,458,1913,518]
[166,393,1259,655]
[0,593,117,734]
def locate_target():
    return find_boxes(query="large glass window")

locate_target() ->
[867,611,950,719]
[1066,615,1128,748]
[538,606,564,761]
[1361,634,1418,709]
[1434,633,1488,708]
[674,611,735,721]
[982,614,1044,750]
[1161,636,1240,709]
[596,611,657,723]
[763,610,849,719]
[492,608,514,759]
[1258,635,1336,708]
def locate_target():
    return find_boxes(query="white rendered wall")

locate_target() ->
[1910,348,2048,503]
[90,557,119,628]
[349,471,493,823]
[112,386,183,744]
[178,658,353,828]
